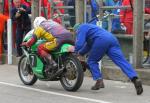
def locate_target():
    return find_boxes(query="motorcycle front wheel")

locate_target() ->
[60,54,84,91]
[18,55,37,85]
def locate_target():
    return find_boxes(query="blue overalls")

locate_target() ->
[75,24,137,80]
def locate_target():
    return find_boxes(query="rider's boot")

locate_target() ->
[37,45,62,74]
[45,54,57,69]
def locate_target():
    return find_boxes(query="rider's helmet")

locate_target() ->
[33,16,46,28]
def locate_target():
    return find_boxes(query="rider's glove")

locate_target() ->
[21,42,29,47]
[20,37,36,47]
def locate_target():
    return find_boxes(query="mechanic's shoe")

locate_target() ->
[91,79,104,90]
[133,79,143,95]
[132,77,143,95]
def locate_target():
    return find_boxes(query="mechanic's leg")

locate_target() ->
[87,38,110,90]
[107,45,143,95]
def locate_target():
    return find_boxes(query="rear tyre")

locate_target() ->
[60,54,84,91]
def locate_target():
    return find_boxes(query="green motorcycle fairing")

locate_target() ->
[32,43,73,79]
[23,30,73,78]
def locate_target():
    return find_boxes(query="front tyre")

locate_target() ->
[60,54,84,91]
[18,55,37,85]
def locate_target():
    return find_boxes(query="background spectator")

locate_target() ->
[143,0,150,65]
[120,0,150,35]
[120,0,133,34]
[102,0,114,30]
[104,0,122,33]
[0,14,8,63]
[41,0,64,24]
[11,0,31,57]
[111,0,122,34]
[88,0,99,25]
[21,0,31,7]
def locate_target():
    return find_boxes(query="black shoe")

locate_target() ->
[131,77,143,95]
[91,79,105,90]
[132,78,143,95]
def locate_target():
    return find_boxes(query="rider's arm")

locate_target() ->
[25,27,50,47]
[34,27,55,41]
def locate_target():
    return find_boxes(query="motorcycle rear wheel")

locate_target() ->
[60,54,84,91]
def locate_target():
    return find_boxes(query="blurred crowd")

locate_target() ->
[0,0,150,57]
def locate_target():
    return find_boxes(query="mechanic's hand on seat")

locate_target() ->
[67,46,75,52]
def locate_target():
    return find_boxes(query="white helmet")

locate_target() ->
[33,16,46,28]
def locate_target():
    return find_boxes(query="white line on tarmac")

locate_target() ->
[0,81,112,103]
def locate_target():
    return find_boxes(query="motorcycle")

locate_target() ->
[18,30,84,91]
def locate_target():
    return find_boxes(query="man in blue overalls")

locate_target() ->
[69,23,143,95]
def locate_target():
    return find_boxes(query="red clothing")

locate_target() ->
[120,0,133,24]
[0,14,8,33]
[53,0,64,14]
[0,14,9,62]
[41,0,64,24]
[120,0,133,34]
[120,0,150,34]
[124,22,133,34]
[145,8,150,14]
[3,0,9,16]
[41,0,51,18]
[21,0,31,7]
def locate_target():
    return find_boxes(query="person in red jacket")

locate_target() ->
[120,0,134,34]
[120,0,150,34]
[41,0,64,24]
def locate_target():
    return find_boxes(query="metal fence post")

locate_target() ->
[133,0,144,68]
[7,19,12,64]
